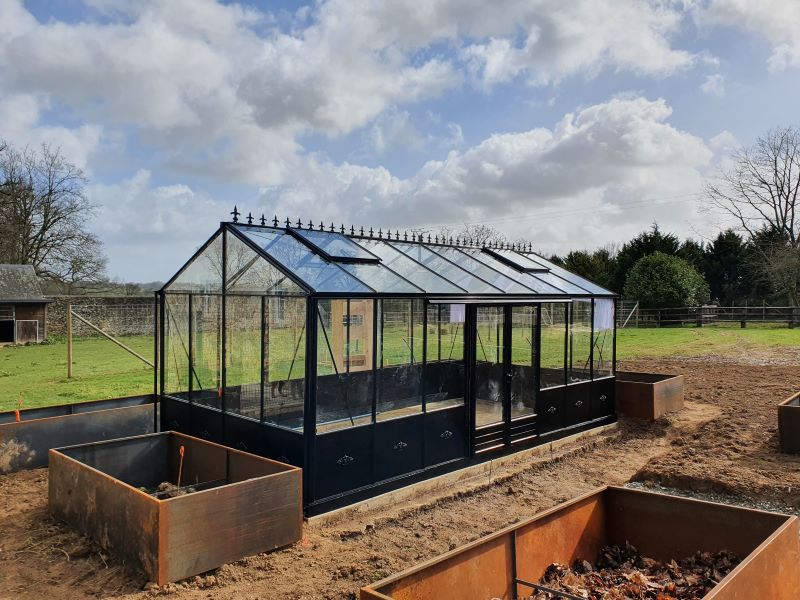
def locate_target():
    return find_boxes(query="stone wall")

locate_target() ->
[48,296,156,337]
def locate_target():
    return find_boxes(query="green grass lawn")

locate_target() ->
[615,325,799,361]
[1,326,797,412]
[0,335,154,412]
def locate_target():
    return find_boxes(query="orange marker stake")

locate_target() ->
[15,394,23,422]
[14,409,20,423]
[177,445,185,488]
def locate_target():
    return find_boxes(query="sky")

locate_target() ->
[2,0,800,281]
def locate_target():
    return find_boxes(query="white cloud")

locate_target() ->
[701,73,725,96]
[88,170,224,279]
[461,0,696,87]
[259,96,714,256]
[367,110,426,155]
[0,93,102,170]
[0,0,702,188]
[698,0,800,71]
[709,130,740,153]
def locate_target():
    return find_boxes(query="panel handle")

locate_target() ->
[336,454,354,466]
[393,441,408,451]
[440,430,453,440]
[575,400,584,408]
[547,406,557,414]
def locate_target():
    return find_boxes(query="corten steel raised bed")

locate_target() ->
[49,431,302,584]
[615,371,684,420]
[778,391,800,454]
[360,486,800,600]
[0,394,155,473]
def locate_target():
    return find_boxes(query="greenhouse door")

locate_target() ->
[472,305,538,455]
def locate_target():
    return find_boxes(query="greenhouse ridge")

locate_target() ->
[177,206,614,298]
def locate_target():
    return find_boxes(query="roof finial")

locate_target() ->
[296,218,302,228]
[369,227,374,237]
[230,206,240,223]
[246,212,254,225]
[260,214,266,226]
[273,215,279,227]
[395,230,400,240]
[378,228,382,238]
[403,231,408,241]
[350,225,355,235]
[285,217,291,228]
[308,219,314,229]
[359,226,364,236]
[340,224,345,234]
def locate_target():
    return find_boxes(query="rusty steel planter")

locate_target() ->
[778,391,800,454]
[49,431,302,584]
[615,371,684,420]
[0,394,155,473]
[361,486,800,600]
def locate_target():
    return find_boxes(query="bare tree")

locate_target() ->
[435,223,508,246]
[0,141,108,290]
[705,126,800,305]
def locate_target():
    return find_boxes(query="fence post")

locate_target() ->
[67,303,73,379]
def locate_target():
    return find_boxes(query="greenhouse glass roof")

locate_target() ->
[164,222,614,298]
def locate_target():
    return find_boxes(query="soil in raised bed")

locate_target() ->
[532,541,740,599]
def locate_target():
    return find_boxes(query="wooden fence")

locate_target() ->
[618,304,799,328]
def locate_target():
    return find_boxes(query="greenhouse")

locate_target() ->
[157,214,617,515]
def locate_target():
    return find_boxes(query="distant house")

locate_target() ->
[0,265,51,344]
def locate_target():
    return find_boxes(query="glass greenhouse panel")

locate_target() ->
[225,232,304,295]
[224,295,262,419]
[424,304,465,411]
[191,295,222,408]
[569,300,592,383]
[356,240,464,293]
[475,306,505,427]
[294,229,378,261]
[393,243,502,293]
[341,262,421,293]
[263,296,306,430]
[540,303,566,389]
[593,298,614,378]
[469,250,565,294]
[164,294,190,396]
[428,246,533,293]
[529,271,586,295]
[166,233,223,293]
[490,249,550,272]
[316,299,373,432]
[234,226,370,293]
[510,306,536,419]
[377,299,423,421]
[520,252,611,295]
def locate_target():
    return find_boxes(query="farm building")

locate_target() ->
[0,264,50,344]
[157,216,617,515]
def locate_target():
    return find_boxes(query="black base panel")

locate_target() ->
[306,414,616,516]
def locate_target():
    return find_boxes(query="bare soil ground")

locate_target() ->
[1,355,799,600]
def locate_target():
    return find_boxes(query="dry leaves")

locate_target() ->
[532,542,739,599]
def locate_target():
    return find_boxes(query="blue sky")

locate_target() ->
[2,0,800,281]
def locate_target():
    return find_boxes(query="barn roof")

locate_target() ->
[0,265,49,303]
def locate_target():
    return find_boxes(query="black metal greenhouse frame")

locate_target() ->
[155,218,618,516]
